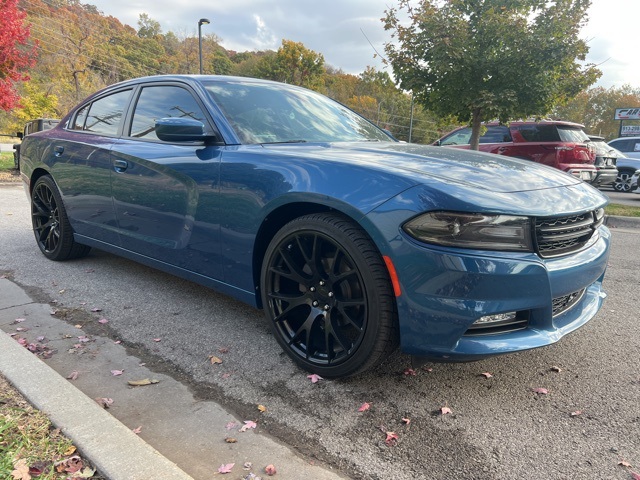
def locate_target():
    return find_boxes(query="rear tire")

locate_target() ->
[613,169,635,193]
[261,213,399,378]
[31,175,91,261]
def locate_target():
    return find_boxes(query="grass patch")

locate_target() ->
[0,152,14,172]
[605,203,640,218]
[0,376,99,479]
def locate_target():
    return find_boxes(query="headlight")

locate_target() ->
[402,212,534,252]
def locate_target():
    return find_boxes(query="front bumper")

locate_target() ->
[392,226,610,361]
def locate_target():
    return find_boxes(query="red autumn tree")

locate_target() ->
[0,0,38,111]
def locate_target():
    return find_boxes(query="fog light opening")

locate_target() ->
[465,311,529,336]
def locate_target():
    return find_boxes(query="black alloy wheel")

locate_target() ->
[31,175,90,261]
[261,213,398,378]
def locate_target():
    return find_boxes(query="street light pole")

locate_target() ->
[198,18,210,75]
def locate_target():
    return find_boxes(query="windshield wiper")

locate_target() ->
[261,139,307,144]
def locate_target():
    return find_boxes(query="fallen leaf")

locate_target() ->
[385,431,399,446]
[243,462,253,470]
[98,318,108,324]
[11,458,30,480]
[424,367,433,372]
[73,466,96,478]
[550,365,562,372]
[153,338,161,342]
[90,307,102,312]
[307,373,322,383]
[67,371,79,381]
[619,460,632,468]
[265,464,277,476]
[13,318,26,323]
[63,445,77,456]
[632,472,640,480]
[77,336,90,343]
[132,426,142,434]
[218,463,234,474]
[15,327,28,332]
[257,404,267,413]
[127,378,160,386]
[225,421,238,430]
[59,289,65,294]
[480,372,493,378]
[208,355,223,365]
[28,462,46,476]
[402,417,411,425]
[570,410,583,417]
[225,437,237,443]
[239,420,257,432]
[358,402,371,412]
[111,369,124,376]
[441,406,452,415]
[218,347,230,354]
[532,387,549,395]
[114,340,122,344]
[95,398,114,408]
[403,368,416,376]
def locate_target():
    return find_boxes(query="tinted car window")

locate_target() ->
[84,90,131,136]
[130,85,209,141]
[441,126,511,145]
[557,126,589,143]
[517,125,561,142]
[72,105,89,130]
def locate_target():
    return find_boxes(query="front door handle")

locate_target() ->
[113,159,129,172]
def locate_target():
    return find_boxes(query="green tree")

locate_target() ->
[137,13,162,38]
[266,40,325,89]
[552,85,640,140]
[383,0,600,149]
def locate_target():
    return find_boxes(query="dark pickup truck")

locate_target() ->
[13,118,59,169]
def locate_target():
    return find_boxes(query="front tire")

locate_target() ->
[261,213,398,378]
[31,175,91,261]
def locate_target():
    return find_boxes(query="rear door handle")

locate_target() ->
[54,146,64,156]
[113,159,129,172]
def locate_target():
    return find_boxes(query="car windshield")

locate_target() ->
[203,80,392,144]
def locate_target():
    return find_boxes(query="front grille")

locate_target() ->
[552,289,585,317]
[535,209,603,258]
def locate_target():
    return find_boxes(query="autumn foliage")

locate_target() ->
[0,0,37,111]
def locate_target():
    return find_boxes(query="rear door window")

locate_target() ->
[84,90,132,136]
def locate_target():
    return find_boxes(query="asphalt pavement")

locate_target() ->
[1,181,639,480]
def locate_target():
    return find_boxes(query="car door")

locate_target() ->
[51,89,132,245]
[110,83,224,279]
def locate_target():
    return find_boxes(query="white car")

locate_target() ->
[632,171,640,194]
[608,137,640,159]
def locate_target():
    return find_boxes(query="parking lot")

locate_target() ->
[1,183,638,479]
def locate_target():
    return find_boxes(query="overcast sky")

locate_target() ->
[85,0,637,90]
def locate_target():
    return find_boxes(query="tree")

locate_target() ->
[552,85,640,140]
[263,40,325,89]
[137,13,161,39]
[0,0,38,110]
[383,0,601,149]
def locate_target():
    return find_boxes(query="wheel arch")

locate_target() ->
[252,201,387,309]
[29,167,53,194]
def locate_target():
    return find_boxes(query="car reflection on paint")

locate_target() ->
[19,75,610,378]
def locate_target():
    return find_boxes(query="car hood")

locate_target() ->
[263,142,582,194]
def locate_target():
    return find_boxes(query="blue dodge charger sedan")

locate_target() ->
[19,75,610,378]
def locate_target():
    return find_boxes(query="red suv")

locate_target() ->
[434,121,597,182]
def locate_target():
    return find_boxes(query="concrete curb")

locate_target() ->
[0,282,194,480]
[604,214,640,229]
